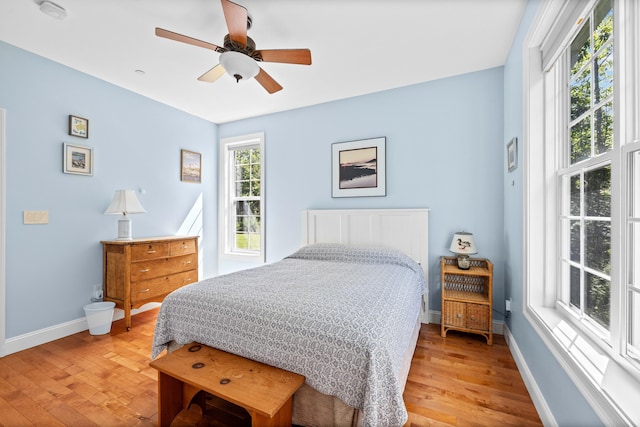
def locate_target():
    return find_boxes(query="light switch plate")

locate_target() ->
[24,210,49,224]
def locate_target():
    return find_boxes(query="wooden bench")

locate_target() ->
[150,343,305,427]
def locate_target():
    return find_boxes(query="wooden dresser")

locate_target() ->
[101,236,199,331]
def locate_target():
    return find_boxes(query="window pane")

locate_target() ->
[239,181,250,197]
[595,44,613,102]
[570,174,581,216]
[571,265,581,308]
[235,232,248,250]
[240,164,250,180]
[251,180,261,197]
[585,220,610,275]
[570,67,591,121]
[247,233,261,251]
[249,200,260,215]
[594,101,613,155]
[585,271,610,329]
[584,165,611,217]
[570,19,591,75]
[236,201,250,216]
[594,0,613,49]
[571,115,591,164]
[570,219,581,262]
[236,216,247,232]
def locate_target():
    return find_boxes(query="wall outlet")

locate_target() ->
[93,284,103,300]
[505,297,512,312]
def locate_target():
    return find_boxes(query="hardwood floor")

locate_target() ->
[0,309,542,426]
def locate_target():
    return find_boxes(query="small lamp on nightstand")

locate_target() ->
[449,231,477,270]
[105,190,146,240]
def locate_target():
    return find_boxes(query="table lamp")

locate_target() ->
[449,231,477,270]
[105,190,146,240]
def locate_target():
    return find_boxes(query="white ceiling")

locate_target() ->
[0,0,527,124]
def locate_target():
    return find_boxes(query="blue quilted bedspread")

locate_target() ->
[152,244,426,426]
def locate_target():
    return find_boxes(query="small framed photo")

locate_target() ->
[332,137,386,197]
[507,137,518,172]
[69,115,89,138]
[181,149,202,183]
[63,143,93,176]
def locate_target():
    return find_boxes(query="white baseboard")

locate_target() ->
[2,303,160,357]
[503,323,557,427]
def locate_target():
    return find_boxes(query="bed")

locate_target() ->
[152,209,429,426]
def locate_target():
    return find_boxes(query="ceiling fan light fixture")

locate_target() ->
[219,51,259,83]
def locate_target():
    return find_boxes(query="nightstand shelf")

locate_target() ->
[440,256,493,345]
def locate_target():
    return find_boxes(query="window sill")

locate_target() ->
[525,305,640,425]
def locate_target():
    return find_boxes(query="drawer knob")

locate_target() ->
[184,261,191,265]
[140,268,150,273]
[147,250,156,254]
[456,313,462,318]
[139,288,150,293]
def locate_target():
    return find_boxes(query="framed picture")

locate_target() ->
[69,115,89,138]
[63,143,93,176]
[332,137,386,197]
[507,137,518,172]
[181,149,202,183]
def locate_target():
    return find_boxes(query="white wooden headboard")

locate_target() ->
[302,208,429,321]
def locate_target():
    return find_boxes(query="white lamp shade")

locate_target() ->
[219,51,259,82]
[449,232,477,255]
[105,190,146,215]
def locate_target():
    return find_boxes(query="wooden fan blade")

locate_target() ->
[197,64,226,83]
[255,67,283,94]
[155,28,224,52]
[221,0,247,46]
[258,49,312,65]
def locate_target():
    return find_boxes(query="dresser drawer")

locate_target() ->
[131,242,169,261]
[170,239,197,256]
[443,301,466,328]
[466,303,490,332]
[131,270,198,302]
[130,253,197,282]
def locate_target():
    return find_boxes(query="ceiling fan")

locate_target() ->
[155,0,312,94]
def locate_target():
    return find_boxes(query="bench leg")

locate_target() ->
[249,396,293,427]
[157,372,184,427]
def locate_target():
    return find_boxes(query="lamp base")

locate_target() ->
[456,254,471,270]
[116,217,132,240]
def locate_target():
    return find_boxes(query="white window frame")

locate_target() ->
[524,0,640,424]
[218,132,265,263]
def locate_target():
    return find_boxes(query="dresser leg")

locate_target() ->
[125,306,131,331]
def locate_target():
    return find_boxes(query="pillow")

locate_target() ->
[288,243,423,276]
[286,243,348,262]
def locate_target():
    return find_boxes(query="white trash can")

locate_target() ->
[83,301,115,335]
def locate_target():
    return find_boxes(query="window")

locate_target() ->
[559,0,614,335]
[219,133,265,262]
[525,0,640,423]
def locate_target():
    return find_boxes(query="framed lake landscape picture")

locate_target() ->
[332,137,386,197]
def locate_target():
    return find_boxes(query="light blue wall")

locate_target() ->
[503,0,599,424]
[0,41,217,338]
[219,67,506,320]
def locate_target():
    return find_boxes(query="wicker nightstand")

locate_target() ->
[440,256,493,345]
